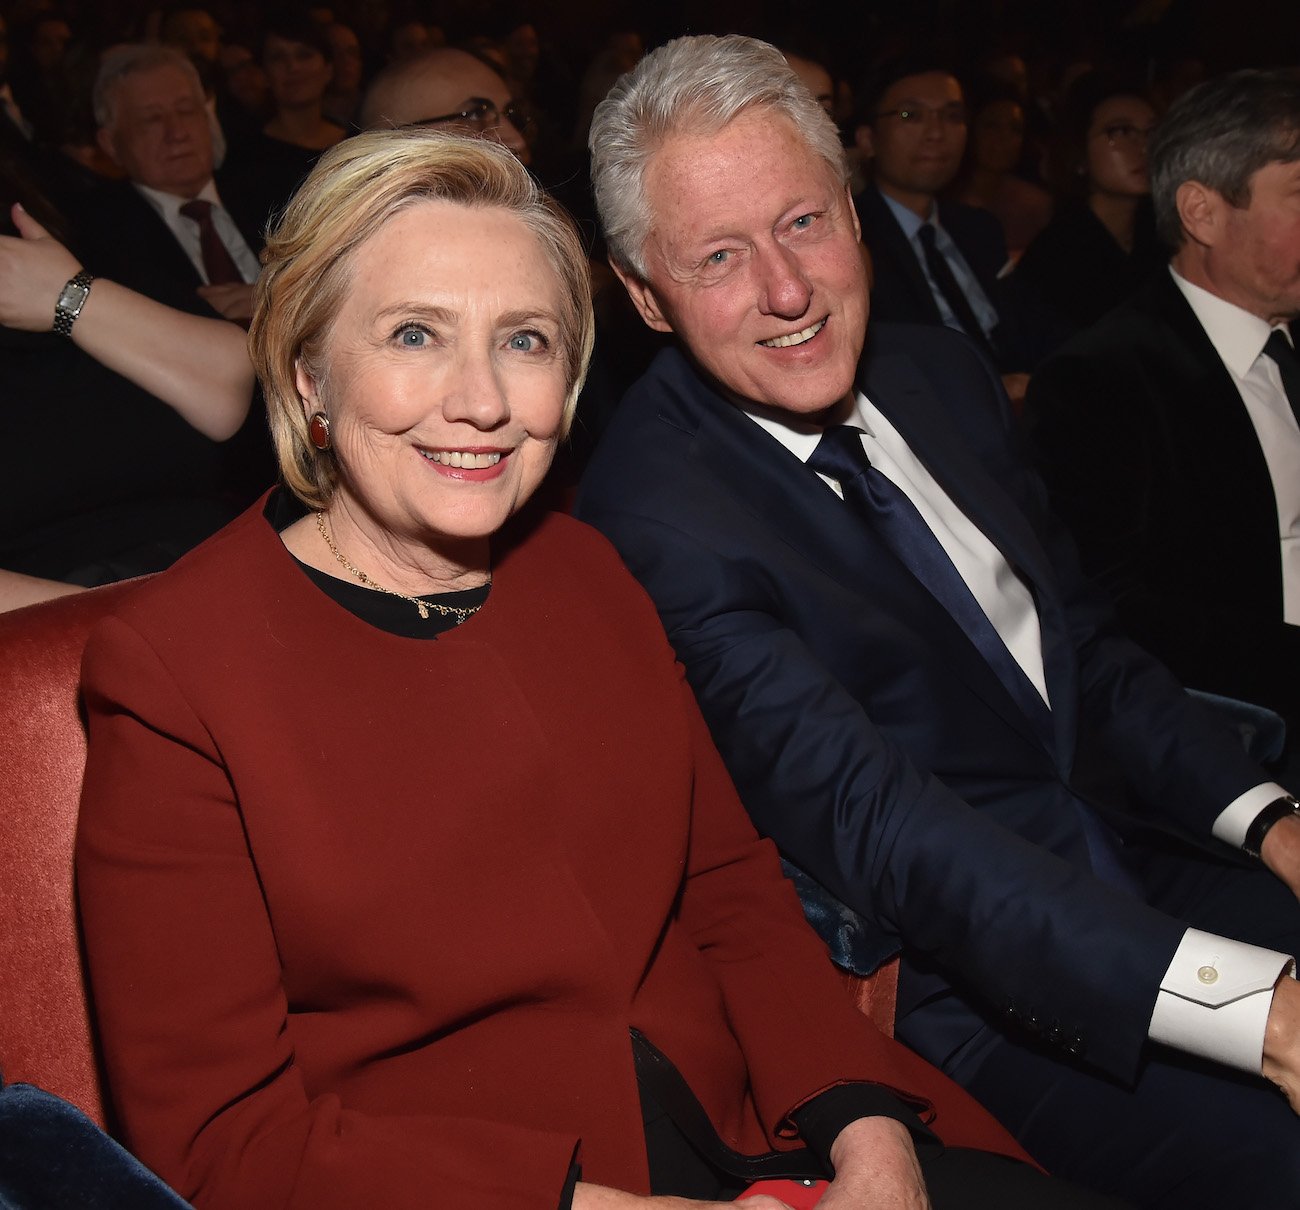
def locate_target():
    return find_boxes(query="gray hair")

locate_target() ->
[93,44,205,129]
[588,33,847,279]
[1150,67,1300,251]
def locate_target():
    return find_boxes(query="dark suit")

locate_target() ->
[853,187,1046,370]
[1025,271,1300,733]
[67,179,264,317]
[577,324,1300,1206]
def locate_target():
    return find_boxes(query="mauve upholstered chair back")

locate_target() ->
[0,582,141,1127]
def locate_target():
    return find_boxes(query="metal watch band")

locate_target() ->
[52,270,94,337]
[1242,795,1300,859]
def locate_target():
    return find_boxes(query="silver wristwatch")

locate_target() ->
[53,270,94,337]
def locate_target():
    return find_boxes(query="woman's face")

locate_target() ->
[263,33,332,108]
[971,99,1025,175]
[298,200,568,555]
[1086,95,1156,199]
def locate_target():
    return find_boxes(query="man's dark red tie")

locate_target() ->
[179,198,243,286]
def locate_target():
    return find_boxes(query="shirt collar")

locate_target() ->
[134,177,222,226]
[879,187,937,240]
[738,392,873,465]
[1169,265,1286,379]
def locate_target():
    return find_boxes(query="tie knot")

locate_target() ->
[809,425,872,485]
[1265,328,1297,370]
[917,222,939,251]
[180,199,213,225]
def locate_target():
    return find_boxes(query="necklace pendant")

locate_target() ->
[415,601,430,620]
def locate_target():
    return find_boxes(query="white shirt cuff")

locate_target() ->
[1211,782,1290,850]
[1149,928,1295,1072]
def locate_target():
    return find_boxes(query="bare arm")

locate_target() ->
[0,204,256,440]
[0,568,84,612]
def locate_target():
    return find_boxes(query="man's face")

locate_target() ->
[1207,158,1300,325]
[863,71,967,209]
[98,65,213,198]
[620,107,868,418]
[365,49,529,164]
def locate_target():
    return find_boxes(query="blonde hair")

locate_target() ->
[249,128,594,509]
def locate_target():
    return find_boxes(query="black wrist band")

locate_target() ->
[1243,795,1300,859]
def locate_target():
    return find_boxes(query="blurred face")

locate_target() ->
[31,18,71,70]
[328,23,363,93]
[263,34,332,109]
[786,54,834,116]
[98,65,213,197]
[1086,95,1155,198]
[971,98,1025,175]
[298,201,568,560]
[169,10,221,63]
[622,107,868,418]
[366,49,529,164]
[1207,158,1300,325]
[865,72,967,210]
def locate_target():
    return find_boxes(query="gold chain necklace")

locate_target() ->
[315,511,488,624]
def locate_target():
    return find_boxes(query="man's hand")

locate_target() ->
[0,203,81,331]
[197,281,255,322]
[817,1116,930,1210]
[1262,974,1300,1111]
[573,1187,792,1209]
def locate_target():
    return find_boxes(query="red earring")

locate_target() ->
[308,411,331,451]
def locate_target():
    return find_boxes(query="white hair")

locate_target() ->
[93,44,204,129]
[588,33,847,279]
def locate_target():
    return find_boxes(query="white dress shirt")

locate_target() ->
[135,180,260,285]
[741,391,1294,1073]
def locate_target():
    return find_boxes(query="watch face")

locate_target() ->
[58,282,88,311]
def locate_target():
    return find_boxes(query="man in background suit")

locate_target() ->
[74,43,262,324]
[578,35,1300,1207]
[1025,69,1300,763]
[851,60,1040,404]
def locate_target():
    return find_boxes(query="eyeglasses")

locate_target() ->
[874,103,967,127]
[1095,122,1154,147]
[402,96,535,138]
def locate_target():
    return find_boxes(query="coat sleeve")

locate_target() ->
[76,616,578,1210]
[583,504,1186,1084]
[669,668,1030,1160]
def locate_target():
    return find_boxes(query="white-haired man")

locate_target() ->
[578,34,1300,1208]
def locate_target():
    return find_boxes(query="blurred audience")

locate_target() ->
[947,79,1052,261]
[1026,68,1300,757]
[1013,73,1162,341]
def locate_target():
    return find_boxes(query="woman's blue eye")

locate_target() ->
[399,327,427,347]
[509,332,543,352]
[708,250,729,264]
[792,214,814,229]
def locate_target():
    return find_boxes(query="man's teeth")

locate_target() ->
[421,450,503,468]
[759,318,826,348]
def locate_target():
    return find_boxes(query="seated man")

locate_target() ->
[577,34,1300,1209]
[1025,69,1300,759]
[851,58,1049,401]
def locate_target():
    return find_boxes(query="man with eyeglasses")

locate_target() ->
[852,59,1043,404]
[1027,69,1300,772]
[359,46,531,164]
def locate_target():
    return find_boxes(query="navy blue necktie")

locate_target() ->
[810,424,1138,889]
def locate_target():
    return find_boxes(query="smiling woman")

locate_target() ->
[72,126,1034,1210]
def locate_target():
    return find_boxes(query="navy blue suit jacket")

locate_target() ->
[577,322,1266,1085]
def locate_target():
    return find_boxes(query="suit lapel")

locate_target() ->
[654,350,1057,755]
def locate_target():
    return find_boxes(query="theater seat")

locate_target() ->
[0,582,140,1127]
